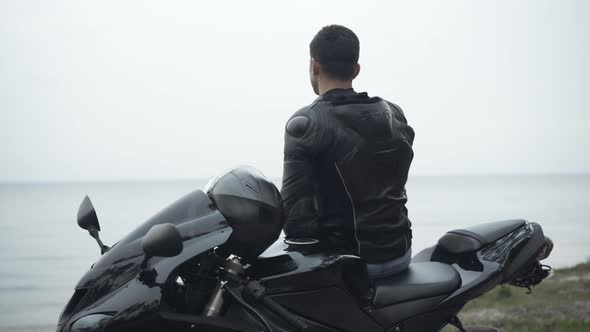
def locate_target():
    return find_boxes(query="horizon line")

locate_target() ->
[1,171,589,185]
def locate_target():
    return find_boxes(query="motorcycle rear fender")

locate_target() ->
[500,222,546,283]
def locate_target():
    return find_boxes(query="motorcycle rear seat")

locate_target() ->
[438,219,526,254]
[372,262,461,309]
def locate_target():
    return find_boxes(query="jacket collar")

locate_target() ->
[315,88,357,102]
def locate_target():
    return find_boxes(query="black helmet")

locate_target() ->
[207,166,284,260]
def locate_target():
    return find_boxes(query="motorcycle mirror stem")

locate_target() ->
[77,196,110,255]
[88,226,110,255]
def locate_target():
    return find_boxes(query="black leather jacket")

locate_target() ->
[281,89,415,263]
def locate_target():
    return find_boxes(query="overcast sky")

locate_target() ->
[0,0,588,182]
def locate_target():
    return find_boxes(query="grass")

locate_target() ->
[442,262,590,332]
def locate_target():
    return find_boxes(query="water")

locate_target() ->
[0,175,588,331]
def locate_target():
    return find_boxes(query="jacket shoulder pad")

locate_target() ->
[286,115,311,138]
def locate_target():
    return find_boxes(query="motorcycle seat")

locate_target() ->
[438,219,526,254]
[372,262,461,309]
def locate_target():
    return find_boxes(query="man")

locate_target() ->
[281,25,415,279]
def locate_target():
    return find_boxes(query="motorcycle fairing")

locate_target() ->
[370,294,449,328]
[248,240,380,331]
[58,190,233,331]
[255,239,371,298]
[65,226,231,331]
[271,287,383,332]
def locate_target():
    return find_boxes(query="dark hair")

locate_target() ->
[310,25,360,81]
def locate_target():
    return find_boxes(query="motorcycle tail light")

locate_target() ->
[480,223,533,264]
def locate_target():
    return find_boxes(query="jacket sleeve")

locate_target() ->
[387,101,408,125]
[388,101,414,218]
[280,106,332,238]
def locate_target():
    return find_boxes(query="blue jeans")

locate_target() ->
[366,249,412,280]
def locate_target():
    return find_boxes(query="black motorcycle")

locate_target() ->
[57,166,553,332]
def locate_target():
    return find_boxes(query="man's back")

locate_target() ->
[281,88,415,264]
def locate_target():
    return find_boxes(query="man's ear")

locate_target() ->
[311,58,321,76]
[352,63,361,80]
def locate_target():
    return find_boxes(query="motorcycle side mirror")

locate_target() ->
[141,223,183,263]
[77,196,110,255]
[77,196,100,231]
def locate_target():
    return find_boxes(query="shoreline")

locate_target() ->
[444,261,590,332]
